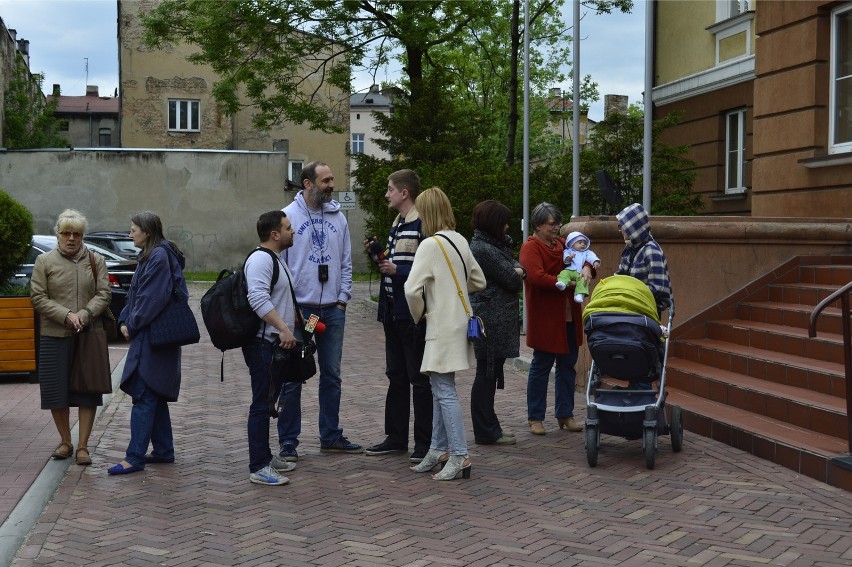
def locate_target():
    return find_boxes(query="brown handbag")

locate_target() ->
[69,326,112,394]
[88,252,119,340]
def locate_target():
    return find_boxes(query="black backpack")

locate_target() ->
[200,248,279,378]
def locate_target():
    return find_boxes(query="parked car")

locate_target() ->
[9,235,137,318]
[84,231,140,260]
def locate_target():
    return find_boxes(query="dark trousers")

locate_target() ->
[471,357,506,444]
[383,317,431,451]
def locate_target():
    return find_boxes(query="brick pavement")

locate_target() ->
[8,281,852,566]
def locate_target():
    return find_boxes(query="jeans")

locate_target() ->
[125,383,173,468]
[527,323,578,421]
[278,304,345,448]
[242,338,276,473]
[471,357,505,444]
[383,316,431,450]
[428,372,467,457]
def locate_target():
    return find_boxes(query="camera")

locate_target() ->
[367,239,385,264]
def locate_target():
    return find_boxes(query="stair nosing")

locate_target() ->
[674,338,845,375]
[706,319,845,344]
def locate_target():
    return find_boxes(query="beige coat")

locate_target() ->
[404,231,486,375]
[30,245,111,337]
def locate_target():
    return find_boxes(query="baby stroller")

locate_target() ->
[582,275,682,469]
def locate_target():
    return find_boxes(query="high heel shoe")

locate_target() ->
[557,417,583,432]
[432,455,471,481]
[409,449,448,473]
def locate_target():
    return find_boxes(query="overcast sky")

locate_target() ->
[0,0,647,122]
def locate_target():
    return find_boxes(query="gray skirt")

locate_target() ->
[39,336,104,409]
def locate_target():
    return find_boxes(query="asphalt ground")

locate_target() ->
[1,281,851,566]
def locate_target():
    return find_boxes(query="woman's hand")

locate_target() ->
[120,324,130,342]
[65,312,83,333]
[580,265,592,285]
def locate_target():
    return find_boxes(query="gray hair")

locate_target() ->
[54,209,88,235]
[531,202,562,230]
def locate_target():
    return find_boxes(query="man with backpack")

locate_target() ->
[243,210,298,486]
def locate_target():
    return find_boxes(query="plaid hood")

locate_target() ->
[616,203,651,248]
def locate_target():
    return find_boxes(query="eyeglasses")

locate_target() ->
[545,221,561,227]
[59,231,83,239]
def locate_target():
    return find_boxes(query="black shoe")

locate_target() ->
[320,436,364,454]
[409,446,429,462]
[365,439,407,456]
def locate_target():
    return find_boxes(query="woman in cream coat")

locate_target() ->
[404,187,486,481]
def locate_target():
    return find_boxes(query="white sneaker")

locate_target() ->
[574,293,584,303]
[249,464,289,485]
[555,281,567,291]
[270,455,297,473]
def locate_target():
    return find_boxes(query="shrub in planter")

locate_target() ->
[0,190,33,285]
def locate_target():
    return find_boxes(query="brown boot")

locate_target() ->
[528,420,546,435]
[558,417,584,432]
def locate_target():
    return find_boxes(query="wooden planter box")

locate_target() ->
[0,296,39,382]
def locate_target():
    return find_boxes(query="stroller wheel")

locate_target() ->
[643,428,657,469]
[585,425,599,467]
[670,405,684,452]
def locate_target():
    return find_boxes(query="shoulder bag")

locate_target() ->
[148,248,201,350]
[432,235,486,342]
[87,252,118,341]
[69,325,112,395]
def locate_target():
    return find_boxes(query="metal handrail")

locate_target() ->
[809,280,852,455]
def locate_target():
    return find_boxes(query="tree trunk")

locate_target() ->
[505,0,521,166]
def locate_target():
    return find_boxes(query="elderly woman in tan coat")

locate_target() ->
[404,187,486,481]
[31,209,111,466]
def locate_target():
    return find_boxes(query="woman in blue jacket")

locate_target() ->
[109,212,188,475]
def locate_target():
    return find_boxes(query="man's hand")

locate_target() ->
[378,259,397,276]
[277,329,297,350]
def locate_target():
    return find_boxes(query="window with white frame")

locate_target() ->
[717,0,750,22]
[289,160,303,183]
[168,99,200,132]
[830,4,852,154]
[725,109,747,193]
[351,133,365,154]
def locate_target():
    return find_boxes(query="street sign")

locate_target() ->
[338,191,357,210]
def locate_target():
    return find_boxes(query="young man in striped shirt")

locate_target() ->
[364,169,432,462]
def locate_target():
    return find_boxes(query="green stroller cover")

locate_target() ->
[582,274,660,324]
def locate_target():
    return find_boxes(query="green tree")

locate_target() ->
[0,190,34,286]
[3,55,66,149]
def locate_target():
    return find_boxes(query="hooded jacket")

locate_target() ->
[282,191,352,307]
[615,204,672,312]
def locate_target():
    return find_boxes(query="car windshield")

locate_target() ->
[113,241,141,255]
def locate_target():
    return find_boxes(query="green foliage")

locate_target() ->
[0,190,34,284]
[2,55,67,149]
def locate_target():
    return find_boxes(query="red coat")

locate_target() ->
[519,235,584,353]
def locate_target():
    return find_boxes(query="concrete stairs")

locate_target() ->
[665,255,852,490]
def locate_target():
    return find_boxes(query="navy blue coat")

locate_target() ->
[119,243,187,402]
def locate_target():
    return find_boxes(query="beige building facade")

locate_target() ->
[652,0,852,218]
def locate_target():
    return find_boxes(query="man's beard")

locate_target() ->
[307,186,332,209]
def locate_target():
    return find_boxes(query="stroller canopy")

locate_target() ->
[583,275,660,324]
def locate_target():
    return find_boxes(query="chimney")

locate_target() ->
[86,85,99,97]
[52,84,61,97]
[16,39,29,67]
[550,87,562,98]
[369,84,380,93]
[604,94,629,119]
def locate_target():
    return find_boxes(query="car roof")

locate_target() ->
[32,235,129,263]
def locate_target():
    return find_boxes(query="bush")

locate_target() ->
[0,190,33,284]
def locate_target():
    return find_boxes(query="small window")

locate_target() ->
[351,133,365,155]
[58,120,69,132]
[725,109,747,193]
[830,4,852,154]
[99,128,111,147]
[717,0,750,22]
[168,99,200,132]
[289,160,303,183]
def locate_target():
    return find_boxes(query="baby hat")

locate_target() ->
[565,231,590,250]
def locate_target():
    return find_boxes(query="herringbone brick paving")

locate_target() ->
[10,282,852,566]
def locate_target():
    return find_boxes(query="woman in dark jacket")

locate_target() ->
[469,201,525,445]
[108,211,188,475]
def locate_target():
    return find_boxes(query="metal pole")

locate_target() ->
[522,0,530,334]
[572,0,580,219]
[643,0,654,211]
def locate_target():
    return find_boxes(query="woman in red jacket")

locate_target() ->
[519,202,593,435]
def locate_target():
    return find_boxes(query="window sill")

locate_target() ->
[799,153,852,169]
[711,191,748,202]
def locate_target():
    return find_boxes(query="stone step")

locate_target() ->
[737,301,844,335]
[670,338,846,398]
[665,387,852,489]
[798,264,852,286]
[666,356,847,438]
[767,282,843,306]
[705,319,846,366]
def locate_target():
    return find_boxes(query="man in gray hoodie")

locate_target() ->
[277,161,362,460]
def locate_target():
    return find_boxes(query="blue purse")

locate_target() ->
[149,286,201,350]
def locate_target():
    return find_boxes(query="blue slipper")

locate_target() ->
[144,454,175,464]
[107,462,144,475]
